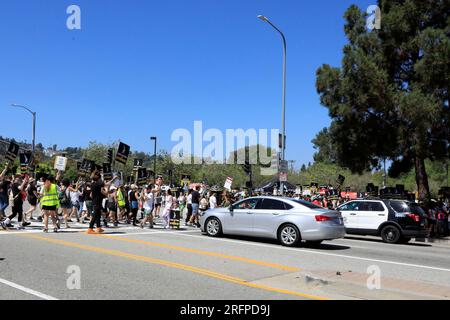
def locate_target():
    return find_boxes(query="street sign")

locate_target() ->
[5,142,19,162]
[116,142,130,165]
[54,156,68,171]
[224,177,233,191]
[279,172,287,182]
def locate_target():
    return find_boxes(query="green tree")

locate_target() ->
[315,0,450,200]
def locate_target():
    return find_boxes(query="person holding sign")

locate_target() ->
[86,170,118,234]
[0,163,10,220]
[140,184,155,229]
[1,176,30,230]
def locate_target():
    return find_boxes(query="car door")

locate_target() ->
[252,198,291,237]
[338,201,360,230]
[221,198,260,236]
[357,201,388,231]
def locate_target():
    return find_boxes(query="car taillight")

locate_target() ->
[406,213,420,222]
[315,215,332,222]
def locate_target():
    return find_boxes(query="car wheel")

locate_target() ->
[278,224,301,247]
[380,225,401,244]
[205,217,222,237]
[304,240,323,248]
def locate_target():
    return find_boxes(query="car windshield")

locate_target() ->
[290,199,323,209]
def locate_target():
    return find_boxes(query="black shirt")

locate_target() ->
[27,185,37,202]
[0,180,10,197]
[91,181,105,208]
[191,190,200,204]
[12,183,23,207]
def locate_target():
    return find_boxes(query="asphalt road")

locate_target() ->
[1,213,450,300]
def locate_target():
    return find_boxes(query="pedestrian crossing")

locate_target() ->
[0,218,201,235]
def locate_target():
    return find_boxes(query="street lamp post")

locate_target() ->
[151,137,157,182]
[11,104,36,155]
[257,15,287,196]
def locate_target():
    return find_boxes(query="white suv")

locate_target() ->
[337,199,428,243]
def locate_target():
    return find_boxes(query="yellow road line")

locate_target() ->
[21,234,328,300]
[98,234,300,272]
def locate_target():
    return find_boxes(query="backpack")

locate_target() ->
[59,188,70,205]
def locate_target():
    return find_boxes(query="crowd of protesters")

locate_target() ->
[0,162,449,238]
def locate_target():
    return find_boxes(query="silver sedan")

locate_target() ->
[199,196,346,247]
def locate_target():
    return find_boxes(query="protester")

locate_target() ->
[128,184,140,226]
[162,189,173,229]
[189,186,200,227]
[59,179,72,228]
[23,178,38,221]
[86,170,117,234]
[209,192,217,209]
[35,174,59,232]
[79,183,92,223]
[107,186,119,227]
[2,176,29,229]
[140,185,154,229]
[0,164,11,220]
[185,189,193,225]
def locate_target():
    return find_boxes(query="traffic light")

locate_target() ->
[242,161,251,176]
[107,149,113,164]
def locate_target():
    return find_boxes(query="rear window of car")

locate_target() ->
[389,201,426,216]
[291,199,323,209]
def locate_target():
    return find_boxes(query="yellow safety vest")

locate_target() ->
[117,189,125,207]
[41,184,60,207]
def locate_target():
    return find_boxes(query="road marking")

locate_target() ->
[160,232,450,273]
[21,234,326,300]
[98,234,300,272]
[0,278,58,300]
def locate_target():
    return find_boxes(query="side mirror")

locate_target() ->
[229,206,234,213]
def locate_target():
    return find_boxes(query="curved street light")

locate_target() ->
[257,15,287,195]
[10,103,36,155]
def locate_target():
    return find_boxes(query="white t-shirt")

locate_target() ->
[143,191,154,210]
[70,190,80,203]
[164,195,173,210]
[209,195,217,209]
[187,194,192,205]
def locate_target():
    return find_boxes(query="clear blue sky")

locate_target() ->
[0,0,373,168]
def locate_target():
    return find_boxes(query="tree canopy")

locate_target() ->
[315,0,449,200]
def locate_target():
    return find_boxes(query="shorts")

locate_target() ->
[42,205,57,211]
[131,201,139,210]
[143,209,153,217]
[28,198,37,206]
[71,201,80,210]
[191,203,199,217]
[108,202,117,212]
[60,202,71,209]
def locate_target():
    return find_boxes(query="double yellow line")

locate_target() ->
[99,234,300,272]
[21,233,329,300]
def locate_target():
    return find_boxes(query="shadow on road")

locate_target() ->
[216,234,351,251]
[344,236,432,247]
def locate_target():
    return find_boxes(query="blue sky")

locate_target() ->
[0,0,373,168]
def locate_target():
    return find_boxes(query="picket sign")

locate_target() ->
[54,156,68,171]
[224,177,233,191]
